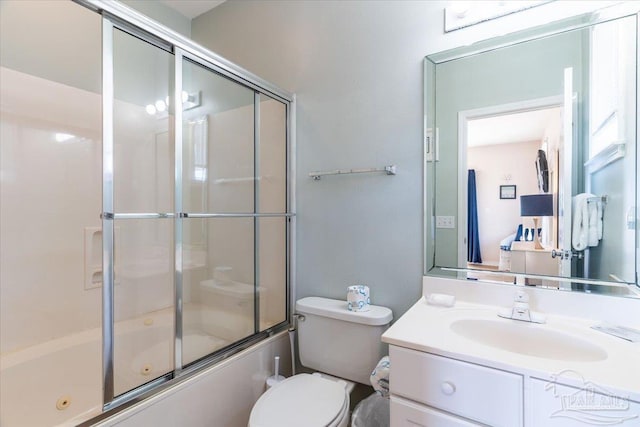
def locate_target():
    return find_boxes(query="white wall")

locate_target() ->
[191,0,619,318]
[0,67,103,353]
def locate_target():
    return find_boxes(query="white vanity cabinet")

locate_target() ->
[391,395,483,427]
[528,378,640,427]
[389,344,640,427]
[383,286,640,427]
[389,345,523,427]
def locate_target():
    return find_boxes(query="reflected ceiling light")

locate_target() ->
[146,91,201,116]
[55,132,75,143]
[155,99,167,112]
[183,91,201,111]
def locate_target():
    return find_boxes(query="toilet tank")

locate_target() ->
[295,297,393,385]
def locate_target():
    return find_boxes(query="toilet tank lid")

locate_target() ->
[296,297,393,326]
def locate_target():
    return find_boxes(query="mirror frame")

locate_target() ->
[423,3,640,295]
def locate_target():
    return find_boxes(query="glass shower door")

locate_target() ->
[110,27,175,397]
[100,8,292,410]
[180,58,257,366]
[179,58,290,364]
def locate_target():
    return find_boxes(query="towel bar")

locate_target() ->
[309,165,396,180]
[587,195,608,203]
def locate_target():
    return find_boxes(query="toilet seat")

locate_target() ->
[249,373,349,427]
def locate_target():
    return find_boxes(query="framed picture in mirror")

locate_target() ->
[500,185,516,200]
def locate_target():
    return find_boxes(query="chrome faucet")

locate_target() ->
[498,291,546,324]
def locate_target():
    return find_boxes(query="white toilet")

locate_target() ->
[249,296,393,427]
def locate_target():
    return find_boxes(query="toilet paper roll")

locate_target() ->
[347,285,370,312]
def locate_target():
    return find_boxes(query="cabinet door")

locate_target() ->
[529,378,640,426]
[525,251,558,276]
[510,251,526,273]
[391,396,482,427]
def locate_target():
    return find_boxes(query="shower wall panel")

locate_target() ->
[0,1,102,355]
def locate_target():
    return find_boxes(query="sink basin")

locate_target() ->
[450,319,608,362]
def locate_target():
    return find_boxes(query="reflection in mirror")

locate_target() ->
[424,5,639,297]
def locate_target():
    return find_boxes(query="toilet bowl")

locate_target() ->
[248,374,350,427]
[249,297,393,427]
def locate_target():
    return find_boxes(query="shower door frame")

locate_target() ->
[76,0,296,417]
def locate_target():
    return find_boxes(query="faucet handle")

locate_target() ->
[497,290,546,323]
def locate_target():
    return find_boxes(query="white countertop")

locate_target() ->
[382,297,640,403]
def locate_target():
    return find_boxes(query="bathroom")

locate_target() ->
[0,0,638,426]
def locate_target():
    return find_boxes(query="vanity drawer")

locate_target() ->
[528,378,640,427]
[390,346,523,427]
[391,395,482,426]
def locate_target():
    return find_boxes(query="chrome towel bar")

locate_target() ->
[309,165,396,180]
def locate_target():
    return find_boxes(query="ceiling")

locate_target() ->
[160,0,225,19]
[467,107,561,147]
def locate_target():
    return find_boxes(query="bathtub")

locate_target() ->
[0,304,248,427]
[1,327,103,427]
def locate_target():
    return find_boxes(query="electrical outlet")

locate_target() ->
[436,215,455,229]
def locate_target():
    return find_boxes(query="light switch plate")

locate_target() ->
[436,215,455,229]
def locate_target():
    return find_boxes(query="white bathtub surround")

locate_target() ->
[382,276,640,426]
[0,304,276,427]
[94,332,291,427]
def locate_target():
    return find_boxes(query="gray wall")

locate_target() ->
[190,0,624,318]
[193,1,429,317]
[121,0,191,37]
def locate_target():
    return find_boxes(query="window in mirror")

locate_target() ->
[589,17,635,158]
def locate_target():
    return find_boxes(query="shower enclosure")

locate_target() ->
[0,1,294,425]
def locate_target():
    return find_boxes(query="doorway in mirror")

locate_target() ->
[462,102,563,278]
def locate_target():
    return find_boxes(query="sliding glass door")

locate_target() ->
[101,9,293,410]
[180,58,257,366]
[111,27,176,397]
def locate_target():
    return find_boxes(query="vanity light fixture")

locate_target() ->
[444,0,552,33]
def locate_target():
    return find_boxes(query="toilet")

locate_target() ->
[249,296,393,427]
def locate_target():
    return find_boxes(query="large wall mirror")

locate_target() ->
[424,4,639,297]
